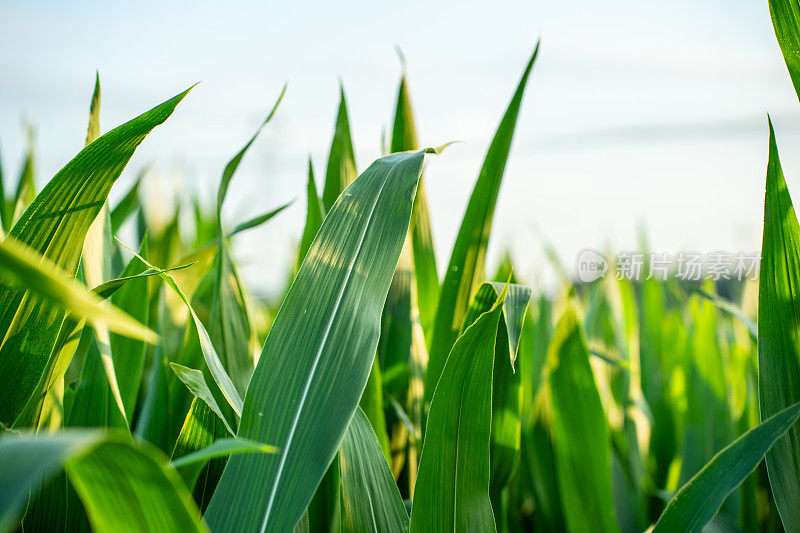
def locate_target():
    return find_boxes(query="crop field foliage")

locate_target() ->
[2,2,800,533]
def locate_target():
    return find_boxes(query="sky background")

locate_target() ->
[2,0,799,295]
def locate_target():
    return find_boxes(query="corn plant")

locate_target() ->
[3,3,800,532]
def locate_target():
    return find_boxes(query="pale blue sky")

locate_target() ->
[1,0,799,293]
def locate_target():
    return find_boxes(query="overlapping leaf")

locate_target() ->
[0,431,205,533]
[410,286,508,532]
[424,45,539,413]
[0,87,189,426]
[338,408,408,533]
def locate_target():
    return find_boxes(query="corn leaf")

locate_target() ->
[424,45,539,414]
[378,239,428,488]
[227,201,291,238]
[124,245,244,418]
[205,149,432,532]
[547,306,619,533]
[171,397,229,493]
[171,437,277,468]
[410,286,507,532]
[321,87,357,212]
[769,0,800,102]
[110,168,144,232]
[758,119,800,530]
[338,408,408,533]
[0,431,205,533]
[654,403,800,532]
[170,362,236,436]
[460,282,531,504]
[11,124,36,226]
[296,158,324,270]
[0,237,155,344]
[359,357,391,463]
[0,87,189,426]
[390,73,438,336]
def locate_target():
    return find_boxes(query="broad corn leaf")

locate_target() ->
[410,286,508,532]
[206,149,432,532]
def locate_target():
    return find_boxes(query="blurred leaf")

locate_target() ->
[338,408,408,533]
[85,72,101,145]
[758,119,800,530]
[654,403,800,532]
[216,84,285,219]
[0,236,155,344]
[321,86,357,212]
[205,149,431,531]
[296,158,324,271]
[547,306,619,533]
[0,431,205,533]
[359,357,391,463]
[110,168,145,232]
[227,201,291,238]
[11,124,36,226]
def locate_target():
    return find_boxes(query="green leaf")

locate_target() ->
[758,119,800,530]
[339,408,408,533]
[321,86,357,212]
[227,201,291,238]
[205,149,431,532]
[769,0,800,102]
[171,437,277,468]
[547,306,619,533]
[210,88,286,394]
[123,244,244,419]
[0,431,205,533]
[110,167,144,232]
[0,86,190,426]
[358,357,391,463]
[460,282,531,502]
[216,84,286,219]
[11,124,36,226]
[296,158,324,271]
[410,286,507,532]
[654,403,800,533]
[390,73,438,337]
[378,239,428,487]
[85,72,101,145]
[0,236,155,343]
[171,397,229,493]
[0,138,7,232]
[424,45,539,413]
[170,362,236,435]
